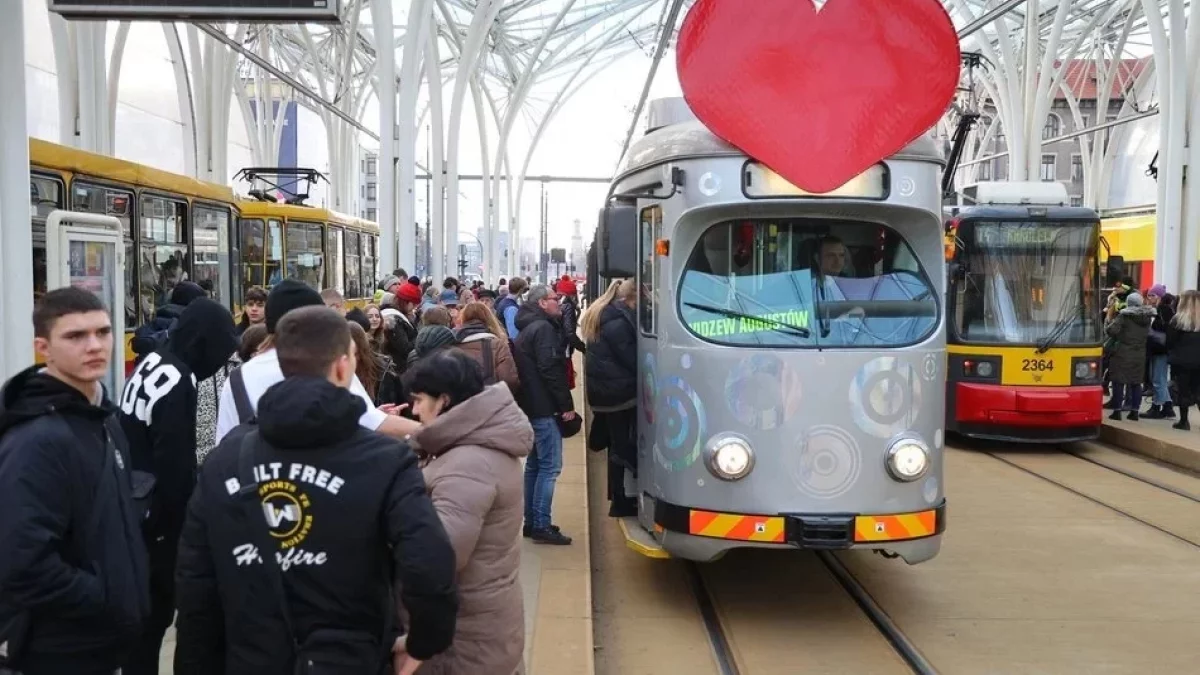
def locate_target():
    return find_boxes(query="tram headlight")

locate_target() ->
[975,361,995,378]
[885,438,930,482]
[704,435,755,481]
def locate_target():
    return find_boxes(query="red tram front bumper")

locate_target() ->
[954,383,1103,428]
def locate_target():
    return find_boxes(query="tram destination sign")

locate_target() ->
[49,1,340,23]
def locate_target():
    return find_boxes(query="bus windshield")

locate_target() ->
[678,219,938,348]
[951,221,1101,345]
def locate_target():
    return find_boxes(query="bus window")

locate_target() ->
[286,220,325,290]
[139,195,188,319]
[326,226,345,294]
[639,206,662,335]
[267,219,284,287]
[73,182,135,325]
[31,175,63,305]
[242,218,265,291]
[344,231,361,299]
[360,232,375,297]
[193,204,229,305]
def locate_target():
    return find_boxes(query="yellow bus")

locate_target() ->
[28,139,382,374]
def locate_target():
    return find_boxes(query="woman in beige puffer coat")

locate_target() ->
[402,348,532,675]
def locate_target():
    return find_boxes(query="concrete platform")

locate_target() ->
[1099,417,1200,473]
[159,378,595,675]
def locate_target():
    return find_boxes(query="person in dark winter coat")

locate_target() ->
[118,298,238,675]
[381,282,423,373]
[1167,290,1200,430]
[174,306,458,675]
[512,285,576,545]
[1105,291,1156,420]
[581,279,639,517]
[0,288,150,675]
[132,281,207,360]
[1143,285,1176,419]
[556,276,587,358]
[407,325,458,366]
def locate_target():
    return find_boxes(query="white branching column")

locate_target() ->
[1140,0,1200,291]
[47,16,128,154]
[164,24,245,181]
[376,0,398,274]
[442,0,504,283]
[397,0,434,276]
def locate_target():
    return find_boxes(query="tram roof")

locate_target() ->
[618,120,944,183]
[237,200,380,233]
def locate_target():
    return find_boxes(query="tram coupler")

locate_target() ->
[783,514,855,549]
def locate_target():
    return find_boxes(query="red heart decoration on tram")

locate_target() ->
[677,0,960,194]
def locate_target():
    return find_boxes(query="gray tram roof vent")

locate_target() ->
[646,97,698,135]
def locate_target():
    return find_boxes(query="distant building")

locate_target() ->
[570,219,585,275]
[966,58,1150,206]
[358,150,379,222]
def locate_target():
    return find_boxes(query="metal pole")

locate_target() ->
[0,0,32,382]
[415,173,612,183]
[540,181,548,285]
[957,0,1028,40]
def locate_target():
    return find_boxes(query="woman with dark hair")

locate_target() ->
[398,349,531,675]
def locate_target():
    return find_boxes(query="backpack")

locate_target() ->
[131,319,176,361]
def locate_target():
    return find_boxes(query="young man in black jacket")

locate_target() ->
[513,284,577,545]
[0,288,150,675]
[118,298,238,675]
[174,305,457,675]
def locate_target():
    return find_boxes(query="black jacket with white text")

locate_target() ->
[173,376,458,675]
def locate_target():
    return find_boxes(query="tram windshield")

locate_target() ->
[678,219,938,348]
[950,221,1101,345]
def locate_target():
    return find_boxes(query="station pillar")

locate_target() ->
[0,1,33,383]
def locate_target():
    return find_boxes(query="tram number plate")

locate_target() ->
[1021,358,1054,372]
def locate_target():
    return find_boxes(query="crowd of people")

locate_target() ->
[1103,280,1200,429]
[0,269,619,675]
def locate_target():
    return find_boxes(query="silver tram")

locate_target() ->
[591,99,947,564]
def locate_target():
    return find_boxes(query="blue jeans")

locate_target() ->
[525,417,564,531]
[1150,354,1171,405]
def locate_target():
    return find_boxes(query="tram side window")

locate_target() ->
[72,182,135,326]
[266,219,284,287]
[678,219,938,348]
[139,196,188,319]
[193,204,228,305]
[360,233,375,298]
[242,218,266,292]
[344,231,361,299]
[639,206,662,334]
[31,175,64,304]
[326,226,345,294]
[286,220,325,290]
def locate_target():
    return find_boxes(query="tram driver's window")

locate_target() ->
[678,219,937,348]
[639,206,662,334]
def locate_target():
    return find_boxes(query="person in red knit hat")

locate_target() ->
[556,275,586,362]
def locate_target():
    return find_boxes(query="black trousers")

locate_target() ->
[123,536,178,675]
[603,408,638,507]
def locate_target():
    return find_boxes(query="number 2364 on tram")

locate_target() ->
[944,181,1104,443]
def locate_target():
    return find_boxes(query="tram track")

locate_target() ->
[984,448,1200,549]
[1058,443,1200,503]
[687,552,938,675]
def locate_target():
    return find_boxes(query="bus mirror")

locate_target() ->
[597,205,638,278]
[1105,255,1125,286]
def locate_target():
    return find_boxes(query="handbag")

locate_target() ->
[0,417,124,672]
[236,432,390,675]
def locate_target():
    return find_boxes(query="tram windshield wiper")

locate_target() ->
[1034,304,1083,354]
[683,302,811,338]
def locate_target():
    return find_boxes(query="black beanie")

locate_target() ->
[170,281,207,307]
[265,280,323,333]
[345,308,371,333]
